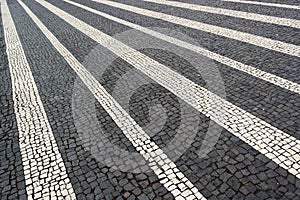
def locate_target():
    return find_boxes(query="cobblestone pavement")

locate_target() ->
[0,0,299,199]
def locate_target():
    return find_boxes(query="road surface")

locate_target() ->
[0,0,299,199]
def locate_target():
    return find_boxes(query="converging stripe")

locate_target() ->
[34,0,300,179]
[221,0,300,10]
[92,0,300,57]
[65,0,300,95]
[143,0,300,28]
[1,0,76,199]
[18,0,206,199]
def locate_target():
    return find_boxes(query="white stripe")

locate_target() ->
[65,0,300,95]
[143,0,300,28]
[19,0,205,199]
[92,0,300,57]
[1,1,76,199]
[35,0,300,179]
[222,0,300,10]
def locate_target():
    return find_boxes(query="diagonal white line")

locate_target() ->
[92,0,300,57]
[65,0,300,94]
[142,0,300,28]
[1,0,76,199]
[18,0,206,199]
[221,0,300,10]
[34,0,300,179]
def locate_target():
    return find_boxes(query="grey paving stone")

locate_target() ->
[8,0,174,199]
[1,0,299,199]
[111,0,299,44]
[0,8,26,199]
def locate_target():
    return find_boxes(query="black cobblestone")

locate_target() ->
[1,0,299,199]
[0,8,26,200]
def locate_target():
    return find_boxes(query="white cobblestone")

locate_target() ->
[1,1,76,199]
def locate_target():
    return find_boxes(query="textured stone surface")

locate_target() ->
[0,9,27,200]
[1,0,299,199]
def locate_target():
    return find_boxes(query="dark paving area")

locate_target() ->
[73,0,300,84]
[1,0,300,199]
[110,0,300,45]
[68,0,300,139]
[0,9,27,200]
[174,0,300,19]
